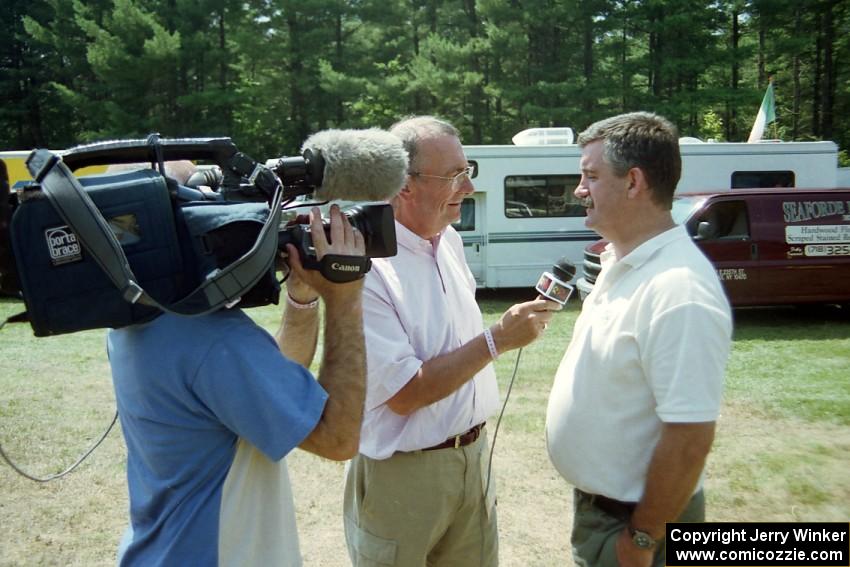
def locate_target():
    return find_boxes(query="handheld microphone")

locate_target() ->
[535,257,576,305]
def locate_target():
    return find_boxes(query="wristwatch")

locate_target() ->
[629,527,658,550]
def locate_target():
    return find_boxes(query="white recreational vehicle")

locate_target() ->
[457,129,842,288]
[3,134,843,290]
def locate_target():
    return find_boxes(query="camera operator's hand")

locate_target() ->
[285,205,366,301]
[277,205,365,365]
[283,205,368,461]
[275,213,316,305]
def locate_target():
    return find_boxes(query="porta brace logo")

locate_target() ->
[45,226,83,266]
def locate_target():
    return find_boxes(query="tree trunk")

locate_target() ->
[464,0,483,143]
[218,8,231,130]
[583,6,594,117]
[411,0,422,112]
[758,15,765,87]
[621,10,628,111]
[648,5,663,99]
[792,6,801,139]
[287,10,308,142]
[821,0,835,140]
[335,10,344,125]
[730,9,739,140]
[25,74,44,148]
[813,13,822,137]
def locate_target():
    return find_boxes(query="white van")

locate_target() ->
[458,130,841,288]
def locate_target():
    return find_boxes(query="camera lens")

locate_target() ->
[337,204,397,258]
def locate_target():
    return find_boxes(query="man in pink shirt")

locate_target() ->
[343,115,561,566]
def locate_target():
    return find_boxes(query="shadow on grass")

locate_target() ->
[732,304,850,341]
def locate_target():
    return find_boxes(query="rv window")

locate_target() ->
[731,170,794,189]
[504,174,583,218]
[453,198,476,231]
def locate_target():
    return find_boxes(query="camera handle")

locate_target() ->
[60,135,281,200]
[25,149,283,316]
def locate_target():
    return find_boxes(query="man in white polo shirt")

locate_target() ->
[546,112,732,567]
[344,115,562,566]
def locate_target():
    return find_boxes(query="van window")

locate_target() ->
[691,200,750,240]
[504,175,584,218]
[731,170,794,188]
[453,198,476,231]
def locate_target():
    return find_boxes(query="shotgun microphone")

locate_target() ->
[261,128,408,204]
[188,129,409,204]
[299,128,409,203]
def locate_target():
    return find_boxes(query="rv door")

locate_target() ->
[453,195,486,286]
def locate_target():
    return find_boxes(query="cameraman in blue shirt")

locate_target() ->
[108,205,366,566]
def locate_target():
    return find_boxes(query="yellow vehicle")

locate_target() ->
[1,150,108,187]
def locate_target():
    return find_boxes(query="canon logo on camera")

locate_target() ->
[331,262,361,273]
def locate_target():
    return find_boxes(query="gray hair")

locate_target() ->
[389,115,460,173]
[578,112,681,208]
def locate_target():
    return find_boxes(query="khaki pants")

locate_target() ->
[571,488,705,567]
[344,431,498,567]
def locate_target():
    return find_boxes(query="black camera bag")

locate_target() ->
[10,150,281,336]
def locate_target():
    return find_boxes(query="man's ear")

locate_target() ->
[396,181,414,201]
[626,167,650,199]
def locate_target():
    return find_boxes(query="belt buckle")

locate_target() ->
[454,434,461,449]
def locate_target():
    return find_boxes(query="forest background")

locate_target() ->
[1,0,848,161]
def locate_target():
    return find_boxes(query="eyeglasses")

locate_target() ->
[409,165,475,189]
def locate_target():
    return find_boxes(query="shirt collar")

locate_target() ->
[395,220,446,256]
[601,224,689,269]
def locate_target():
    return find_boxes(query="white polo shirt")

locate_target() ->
[545,225,732,502]
[359,221,500,459]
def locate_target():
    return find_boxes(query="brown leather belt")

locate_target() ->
[575,488,637,519]
[422,422,485,451]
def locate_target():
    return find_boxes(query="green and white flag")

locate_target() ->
[747,81,776,143]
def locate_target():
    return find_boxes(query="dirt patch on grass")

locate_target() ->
[287,401,850,566]
[288,426,573,567]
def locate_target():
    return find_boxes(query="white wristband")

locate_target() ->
[286,292,319,310]
[483,328,499,360]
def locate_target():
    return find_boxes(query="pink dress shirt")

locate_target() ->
[359,221,500,459]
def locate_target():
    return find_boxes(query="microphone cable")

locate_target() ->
[0,313,120,482]
[0,410,119,482]
[484,346,523,499]
[479,345,524,567]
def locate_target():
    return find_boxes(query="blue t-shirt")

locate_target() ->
[107,309,327,566]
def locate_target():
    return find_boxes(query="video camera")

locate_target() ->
[0,131,408,336]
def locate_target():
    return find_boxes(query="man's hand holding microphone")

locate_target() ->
[486,258,575,356]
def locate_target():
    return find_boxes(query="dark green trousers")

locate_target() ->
[571,488,705,567]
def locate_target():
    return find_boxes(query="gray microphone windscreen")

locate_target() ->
[301,128,409,203]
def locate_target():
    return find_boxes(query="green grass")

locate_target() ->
[1,294,849,565]
[725,307,850,424]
